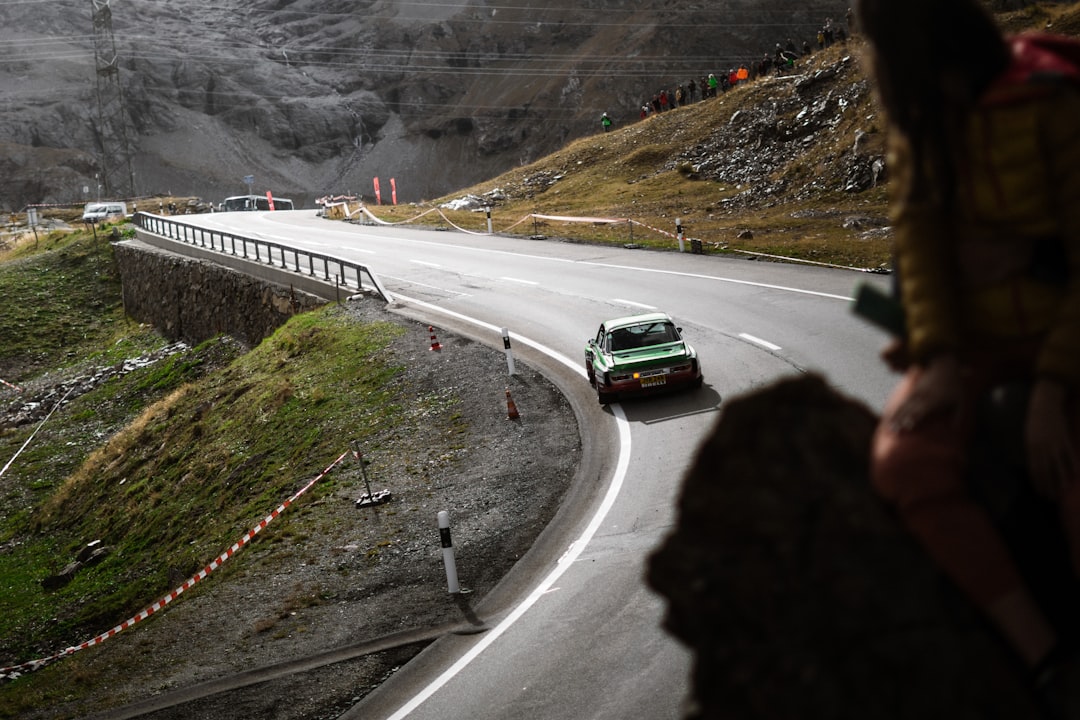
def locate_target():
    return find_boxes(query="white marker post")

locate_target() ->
[676,217,685,253]
[485,206,493,234]
[438,510,460,594]
[501,327,515,376]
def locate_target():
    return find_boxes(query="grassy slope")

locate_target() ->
[371,40,893,269]
[0,229,415,714]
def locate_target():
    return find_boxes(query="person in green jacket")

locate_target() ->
[600,112,612,132]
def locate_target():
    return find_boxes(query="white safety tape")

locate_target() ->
[0,448,352,682]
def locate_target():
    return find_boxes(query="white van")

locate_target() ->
[82,201,127,223]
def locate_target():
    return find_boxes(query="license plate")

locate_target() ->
[640,375,667,388]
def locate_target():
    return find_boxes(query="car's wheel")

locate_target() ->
[597,388,616,405]
[586,363,596,387]
[693,375,704,389]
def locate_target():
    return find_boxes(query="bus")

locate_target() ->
[222,195,294,212]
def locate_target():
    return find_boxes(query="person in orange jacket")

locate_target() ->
[858,0,1080,705]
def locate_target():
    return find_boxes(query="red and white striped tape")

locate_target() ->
[0,377,23,393]
[0,448,352,682]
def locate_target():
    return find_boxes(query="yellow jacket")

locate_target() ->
[889,78,1080,390]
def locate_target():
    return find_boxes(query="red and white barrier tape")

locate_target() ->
[0,448,352,682]
[629,218,677,239]
[357,204,441,227]
[0,378,22,393]
[531,213,629,225]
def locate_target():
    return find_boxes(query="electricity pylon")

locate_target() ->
[90,0,135,198]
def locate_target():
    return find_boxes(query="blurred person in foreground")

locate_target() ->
[858,0,1080,708]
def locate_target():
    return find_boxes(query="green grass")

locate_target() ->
[0,229,414,713]
[0,231,133,375]
[3,310,404,642]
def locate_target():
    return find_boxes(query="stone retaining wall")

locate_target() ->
[113,239,326,346]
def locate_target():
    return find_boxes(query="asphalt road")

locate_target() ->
[171,209,897,719]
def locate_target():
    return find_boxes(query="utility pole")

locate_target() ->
[90,0,135,198]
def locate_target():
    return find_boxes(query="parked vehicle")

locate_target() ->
[81,201,127,223]
[222,195,294,212]
[585,312,703,404]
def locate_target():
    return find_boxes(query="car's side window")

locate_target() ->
[595,326,607,350]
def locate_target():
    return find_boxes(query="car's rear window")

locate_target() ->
[608,322,679,351]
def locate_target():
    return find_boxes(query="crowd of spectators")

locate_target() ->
[605,11,856,131]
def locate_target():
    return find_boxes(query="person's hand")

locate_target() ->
[1025,380,1077,499]
[889,353,962,432]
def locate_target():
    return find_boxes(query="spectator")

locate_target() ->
[687,78,697,102]
[859,0,1080,706]
[600,112,613,132]
[708,73,719,96]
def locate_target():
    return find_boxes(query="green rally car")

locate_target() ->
[585,312,704,404]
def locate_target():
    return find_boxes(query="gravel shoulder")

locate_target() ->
[19,297,584,720]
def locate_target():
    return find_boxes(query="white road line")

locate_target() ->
[185,219,852,301]
[382,293,632,720]
[500,276,539,286]
[739,333,782,351]
[411,260,442,268]
[321,231,854,301]
[613,298,658,310]
[338,245,376,254]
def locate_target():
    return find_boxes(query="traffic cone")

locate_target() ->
[505,387,520,420]
[428,326,443,351]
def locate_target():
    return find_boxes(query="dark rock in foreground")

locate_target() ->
[649,373,1048,719]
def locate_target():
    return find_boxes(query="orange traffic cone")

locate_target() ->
[428,326,443,351]
[505,387,520,420]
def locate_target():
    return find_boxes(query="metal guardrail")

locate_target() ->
[132,212,393,302]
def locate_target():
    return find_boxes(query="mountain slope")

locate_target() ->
[0,0,853,208]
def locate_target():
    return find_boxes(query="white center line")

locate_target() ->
[411,260,442,268]
[500,276,539,286]
[739,333,782,351]
[613,298,658,310]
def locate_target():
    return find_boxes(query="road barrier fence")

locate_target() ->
[133,212,392,302]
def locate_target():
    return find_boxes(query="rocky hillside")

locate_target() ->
[0,0,855,209]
